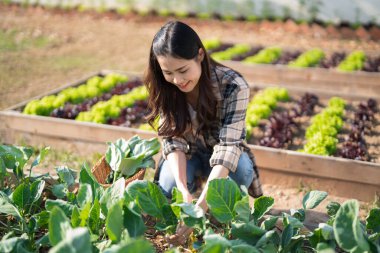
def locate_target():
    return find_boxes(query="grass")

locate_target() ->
[25,143,102,175]
[0,28,53,52]
[0,27,105,110]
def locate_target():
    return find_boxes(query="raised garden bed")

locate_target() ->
[0,70,379,201]
[204,40,380,98]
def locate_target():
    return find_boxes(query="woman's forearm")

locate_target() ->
[166,151,188,193]
[196,164,229,212]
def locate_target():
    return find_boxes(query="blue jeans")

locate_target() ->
[158,147,255,198]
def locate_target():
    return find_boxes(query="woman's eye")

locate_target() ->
[179,70,187,74]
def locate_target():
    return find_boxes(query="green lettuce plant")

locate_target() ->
[105,136,160,184]
[337,50,366,72]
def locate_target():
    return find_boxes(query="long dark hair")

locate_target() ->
[145,21,217,137]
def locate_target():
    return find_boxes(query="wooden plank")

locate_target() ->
[224,61,380,99]
[251,145,380,186]
[2,110,379,187]
[0,111,158,143]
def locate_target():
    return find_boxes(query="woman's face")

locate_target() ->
[156,49,204,93]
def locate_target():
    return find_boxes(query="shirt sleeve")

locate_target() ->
[210,74,250,172]
[161,136,190,159]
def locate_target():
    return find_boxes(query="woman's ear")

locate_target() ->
[197,48,205,62]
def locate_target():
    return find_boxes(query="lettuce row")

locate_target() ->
[243,47,282,64]
[288,48,325,68]
[23,73,128,116]
[210,43,250,61]
[301,97,346,156]
[202,38,222,51]
[76,86,148,124]
[246,87,289,139]
[337,50,366,72]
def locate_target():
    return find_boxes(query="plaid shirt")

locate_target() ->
[161,65,262,197]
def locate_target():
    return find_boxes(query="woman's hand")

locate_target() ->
[167,165,229,246]
[180,188,193,203]
[195,165,229,212]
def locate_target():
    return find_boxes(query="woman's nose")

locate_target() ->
[172,75,183,85]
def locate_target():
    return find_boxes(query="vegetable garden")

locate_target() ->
[1,142,380,252]
[17,72,380,164]
[1,3,380,252]
[204,39,380,72]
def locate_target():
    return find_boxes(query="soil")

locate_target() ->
[1,3,379,242]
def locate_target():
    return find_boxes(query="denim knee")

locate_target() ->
[228,152,254,189]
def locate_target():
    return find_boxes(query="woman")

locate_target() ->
[144,21,262,245]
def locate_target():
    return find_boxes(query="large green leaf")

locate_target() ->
[231,221,266,245]
[260,216,278,231]
[126,180,168,219]
[32,210,50,229]
[99,178,125,216]
[30,147,50,172]
[231,243,260,253]
[52,184,67,199]
[119,154,144,177]
[0,191,22,219]
[79,163,101,200]
[172,202,204,219]
[79,202,92,227]
[56,166,77,187]
[173,202,204,228]
[106,136,160,177]
[106,201,124,243]
[202,233,231,252]
[45,199,74,216]
[131,137,160,159]
[88,198,101,234]
[316,242,336,253]
[103,238,154,253]
[71,206,81,228]
[200,243,225,253]
[106,142,124,172]
[123,205,146,237]
[366,208,380,233]
[206,178,242,224]
[115,137,134,154]
[319,223,334,240]
[48,206,72,246]
[49,227,92,253]
[30,180,45,205]
[326,201,341,216]
[283,213,304,229]
[0,235,28,253]
[280,224,294,248]
[252,196,274,223]
[77,184,93,208]
[234,196,251,223]
[0,157,6,177]
[290,208,305,222]
[11,183,31,211]
[171,187,183,218]
[162,204,179,229]
[302,191,327,209]
[0,145,33,172]
[256,230,280,248]
[333,200,370,252]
